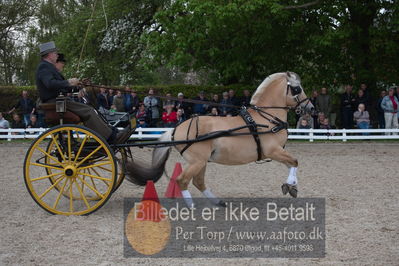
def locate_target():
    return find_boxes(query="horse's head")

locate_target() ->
[285,72,314,114]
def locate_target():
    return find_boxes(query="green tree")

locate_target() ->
[0,0,37,84]
[143,0,399,91]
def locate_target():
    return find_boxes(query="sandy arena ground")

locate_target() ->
[0,141,398,265]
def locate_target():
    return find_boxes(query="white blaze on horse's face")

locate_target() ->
[286,72,314,113]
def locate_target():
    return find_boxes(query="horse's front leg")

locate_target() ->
[267,146,299,198]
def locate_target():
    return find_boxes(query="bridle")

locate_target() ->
[249,80,312,130]
[286,81,312,114]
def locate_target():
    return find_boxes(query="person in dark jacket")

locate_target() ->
[354,89,369,110]
[175,92,192,118]
[8,90,36,127]
[340,84,356,129]
[11,113,25,128]
[192,91,208,115]
[97,87,110,110]
[35,41,130,143]
[220,91,233,116]
[240,89,251,107]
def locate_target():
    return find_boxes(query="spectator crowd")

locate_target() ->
[91,87,253,128]
[1,84,399,136]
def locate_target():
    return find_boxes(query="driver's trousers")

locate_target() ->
[47,99,113,140]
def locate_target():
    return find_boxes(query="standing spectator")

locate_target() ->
[113,90,125,112]
[107,89,114,106]
[192,91,208,115]
[229,89,240,106]
[376,90,387,129]
[354,89,369,110]
[229,89,240,115]
[130,90,140,113]
[353,103,370,135]
[220,91,233,116]
[176,108,186,124]
[8,90,36,127]
[241,89,251,107]
[162,105,177,127]
[163,93,175,110]
[144,89,160,126]
[340,84,356,129]
[316,88,332,120]
[380,87,399,135]
[123,88,140,113]
[310,90,318,108]
[208,94,221,113]
[123,87,132,111]
[359,83,371,105]
[0,112,10,129]
[175,92,192,118]
[97,87,110,110]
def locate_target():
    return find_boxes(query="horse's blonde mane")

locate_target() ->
[250,72,286,105]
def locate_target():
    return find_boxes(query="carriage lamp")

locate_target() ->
[56,94,67,113]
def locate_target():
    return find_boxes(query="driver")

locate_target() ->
[36,41,131,144]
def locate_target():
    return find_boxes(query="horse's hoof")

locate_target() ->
[218,200,227,208]
[282,183,298,198]
[288,186,298,198]
[281,183,289,195]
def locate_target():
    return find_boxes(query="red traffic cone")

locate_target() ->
[165,163,183,198]
[142,180,160,203]
[136,180,164,222]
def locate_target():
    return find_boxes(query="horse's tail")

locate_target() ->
[125,130,172,186]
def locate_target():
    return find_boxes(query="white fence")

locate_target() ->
[1,127,399,142]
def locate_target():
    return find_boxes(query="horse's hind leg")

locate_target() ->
[267,147,299,198]
[192,165,226,207]
[176,161,205,208]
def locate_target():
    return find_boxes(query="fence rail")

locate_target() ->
[1,127,399,142]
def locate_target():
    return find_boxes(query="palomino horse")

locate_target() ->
[126,72,314,207]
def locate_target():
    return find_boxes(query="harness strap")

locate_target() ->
[239,108,263,161]
[180,116,199,155]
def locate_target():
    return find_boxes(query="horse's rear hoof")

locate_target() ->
[282,183,297,198]
[288,186,298,198]
[281,183,289,195]
[218,200,227,208]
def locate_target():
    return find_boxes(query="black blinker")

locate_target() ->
[291,86,302,96]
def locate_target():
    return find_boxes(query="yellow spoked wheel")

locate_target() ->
[45,133,126,199]
[24,124,117,215]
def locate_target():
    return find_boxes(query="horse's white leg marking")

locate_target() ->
[202,189,220,205]
[181,190,194,208]
[177,161,206,208]
[287,167,298,185]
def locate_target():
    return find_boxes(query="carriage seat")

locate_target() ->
[40,103,81,125]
